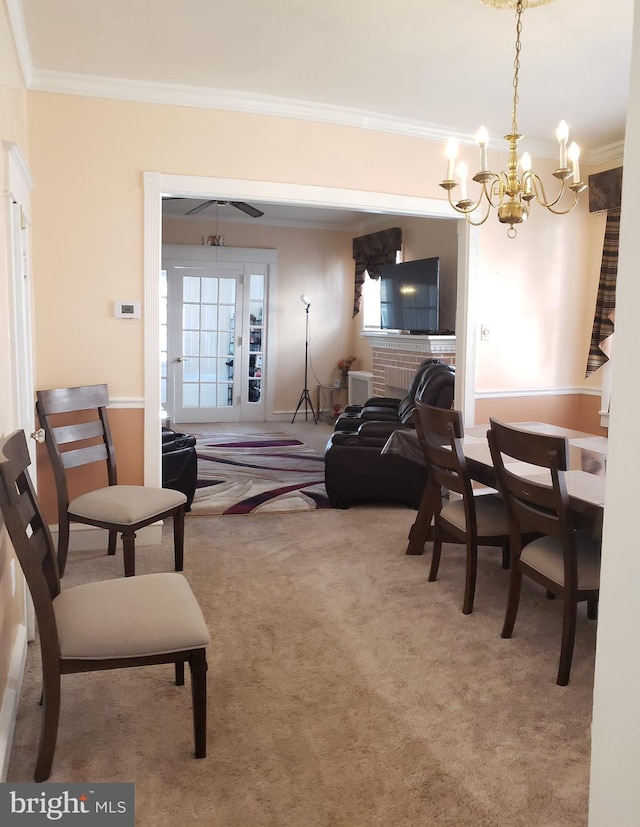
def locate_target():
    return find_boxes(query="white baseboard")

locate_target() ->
[0,623,28,782]
[50,522,163,551]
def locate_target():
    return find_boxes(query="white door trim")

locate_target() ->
[144,172,478,485]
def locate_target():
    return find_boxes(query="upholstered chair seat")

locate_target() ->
[70,485,186,526]
[53,572,210,660]
[519,533,601,591]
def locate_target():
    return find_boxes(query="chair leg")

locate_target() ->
[427,524,443,582]
[107,529,118,556]
[462,538,478,615]
[122,533,136,577]
[501,565,522,639]
[501,542,510,570]
[587,598,599,620]
[175,660,185,686]
[189,649,208,759]
[173,506,185,571]
[35,664,61,782]
[557,599,578,686]
[57,515,71,577]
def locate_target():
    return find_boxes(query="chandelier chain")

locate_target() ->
[511,1,523,135]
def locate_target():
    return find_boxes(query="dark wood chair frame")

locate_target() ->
[413,402,510,615]
[0,429,207,782]
[487,418,600,686]
[35,383,185,577]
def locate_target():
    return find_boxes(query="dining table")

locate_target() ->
[381,421,608,556]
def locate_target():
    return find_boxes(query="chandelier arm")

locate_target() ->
[485,174,509,209]
[539,193,582,216]
[462,198,494,227]
[529,173,568,210]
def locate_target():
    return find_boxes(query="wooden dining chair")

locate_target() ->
[36,383,187,577]
[487,418,601,686]
[413,401,511,615]
[0,429,209,781]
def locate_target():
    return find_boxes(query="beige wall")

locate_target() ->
[0,0,30,719]
[163,218,356,406]
[26,92,604,407]
[162,213,460,404]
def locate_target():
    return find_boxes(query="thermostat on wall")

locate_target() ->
[114,301,141,319]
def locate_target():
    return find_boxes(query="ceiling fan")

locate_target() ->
[164,197,264,218]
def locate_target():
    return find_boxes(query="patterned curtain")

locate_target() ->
[352,227,402,317]
[585,211,620,377]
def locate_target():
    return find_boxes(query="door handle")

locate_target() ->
[175,356,187,363]
[30,428,45,443]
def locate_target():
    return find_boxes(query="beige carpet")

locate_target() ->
[8,507,595,826]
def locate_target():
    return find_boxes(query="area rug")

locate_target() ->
[189,430,331,515]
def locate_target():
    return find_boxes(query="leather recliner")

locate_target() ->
[162,427,197,511]
[333,357,446,432]
[324,362,455,509]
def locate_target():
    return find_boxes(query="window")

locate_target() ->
[361,250,402,329]
[361,273,382,328]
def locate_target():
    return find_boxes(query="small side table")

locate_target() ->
[316,384,348,422]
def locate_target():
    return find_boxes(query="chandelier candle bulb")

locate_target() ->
[457,162,468,200]
[476,127,489,172]
[568,141,581,183]
[445,138,458,180]
[556,120,569,168]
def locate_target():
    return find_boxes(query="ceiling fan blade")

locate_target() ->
[185,200,217,216]
[230,201,264,218]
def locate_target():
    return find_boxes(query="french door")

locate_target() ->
[161,245,271,423]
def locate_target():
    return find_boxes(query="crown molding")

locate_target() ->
[5,0,32,87]
[25,67,622,164]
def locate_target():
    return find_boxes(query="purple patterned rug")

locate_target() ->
[188,430,331,515]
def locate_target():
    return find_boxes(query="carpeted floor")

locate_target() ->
[8,506,595,826]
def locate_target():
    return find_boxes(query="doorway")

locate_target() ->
[144,172,479,487]
[162,244,276,423]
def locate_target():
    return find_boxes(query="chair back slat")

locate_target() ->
[36,385,119,520]
[52,420,106,446]
[36,384,109,415]
[59,443,110,471]
[487,418,574,549]
[413,402,472,500]
[0,431,62,655]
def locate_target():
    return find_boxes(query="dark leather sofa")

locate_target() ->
[162,427,197,511]
[324,360,455,509]
[333,357,439,432]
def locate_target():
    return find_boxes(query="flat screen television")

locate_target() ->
[379,257,440,333]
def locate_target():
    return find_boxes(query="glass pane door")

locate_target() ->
[167,262,243,423]
[247,272,265,407]
[162,247,271,424]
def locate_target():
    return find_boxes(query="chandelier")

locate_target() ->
[440,0,587,238]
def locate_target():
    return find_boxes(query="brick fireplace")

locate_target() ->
[362,333,457,396]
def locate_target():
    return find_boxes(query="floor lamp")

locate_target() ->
[292,294,317,423]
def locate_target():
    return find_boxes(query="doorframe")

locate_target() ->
[4,142,36,456]
[144,172,478,486]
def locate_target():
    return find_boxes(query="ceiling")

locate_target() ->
[10,0,634,229]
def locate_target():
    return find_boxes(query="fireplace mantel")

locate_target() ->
[360,331,457,396]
